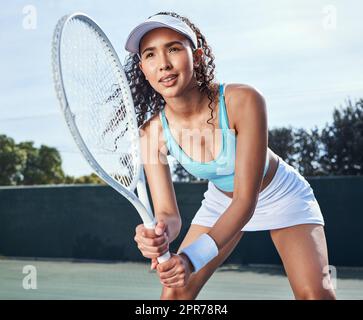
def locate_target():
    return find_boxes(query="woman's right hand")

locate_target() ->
[134,221,169,270]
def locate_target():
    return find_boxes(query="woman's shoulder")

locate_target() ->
[224,83,264,106]
[223,83,266,130]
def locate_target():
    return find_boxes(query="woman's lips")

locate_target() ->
[160,75,178,87]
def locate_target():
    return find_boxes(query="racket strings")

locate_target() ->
[57,17,139,189]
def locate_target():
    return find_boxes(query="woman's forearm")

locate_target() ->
[156,212,182,243]
[208,200,256,250]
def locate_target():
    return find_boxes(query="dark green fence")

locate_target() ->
[0,176,362,266]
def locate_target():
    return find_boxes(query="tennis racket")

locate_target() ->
[51,12,170,263]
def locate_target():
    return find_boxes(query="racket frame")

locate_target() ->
[52,12,170,262]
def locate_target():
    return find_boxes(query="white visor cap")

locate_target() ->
[125,14,198,57]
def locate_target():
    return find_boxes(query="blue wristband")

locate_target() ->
[180,233,219,273]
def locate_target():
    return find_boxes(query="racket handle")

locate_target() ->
[144,220,171,262]
[157,251,171,263]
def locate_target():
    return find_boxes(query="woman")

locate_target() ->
[124,11,336,300]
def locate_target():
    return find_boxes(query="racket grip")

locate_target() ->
[157,251,171,263]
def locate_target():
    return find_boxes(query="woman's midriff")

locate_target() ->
[216,149,280,199]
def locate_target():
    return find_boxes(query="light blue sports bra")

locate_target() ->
[159,83,269,192]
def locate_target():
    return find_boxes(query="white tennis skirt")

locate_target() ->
[191,156,325,231]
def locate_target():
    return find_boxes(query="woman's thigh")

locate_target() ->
[270,224,336,300]
[160,224,244,300]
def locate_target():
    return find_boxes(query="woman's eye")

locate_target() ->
[144,48,179,59]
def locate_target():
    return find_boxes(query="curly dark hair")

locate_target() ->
[123,11,218,128]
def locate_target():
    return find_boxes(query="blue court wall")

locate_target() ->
[0,176,362,266]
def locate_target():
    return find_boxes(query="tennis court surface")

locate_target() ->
[1,257,362,299]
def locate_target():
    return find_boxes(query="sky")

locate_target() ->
[0,0,362,176]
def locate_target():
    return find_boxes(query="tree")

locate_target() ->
[294,126,323,176]
[17,142,65,185]
[0,134,121,185]
[268,127,296,165]
[74,173,105,184]
[0,135,26,185]
[320,98,363,175]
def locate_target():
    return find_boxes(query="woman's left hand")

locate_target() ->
[157,253,194,288]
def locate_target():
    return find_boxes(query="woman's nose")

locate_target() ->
[159,63,171,71]
[159,54,172,71]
